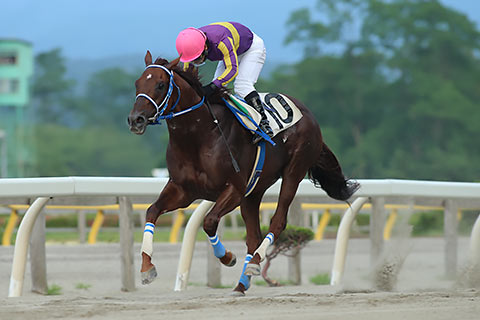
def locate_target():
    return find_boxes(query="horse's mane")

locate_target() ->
[154,57,230,103]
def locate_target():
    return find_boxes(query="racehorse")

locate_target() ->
[127,51,359,295]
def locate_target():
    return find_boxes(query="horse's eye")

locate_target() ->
[157,82,165,91]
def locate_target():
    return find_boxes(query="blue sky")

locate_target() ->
[1,0,480,63]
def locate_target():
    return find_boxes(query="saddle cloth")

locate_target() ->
[223,93,304,196]
[224,93,303,138]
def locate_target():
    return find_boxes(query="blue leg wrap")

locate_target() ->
[239,254,253,290]
[208,234,226,258]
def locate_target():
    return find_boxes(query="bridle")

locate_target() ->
[135,64,205,124]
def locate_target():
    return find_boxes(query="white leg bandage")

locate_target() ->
[141,223,155,257]
[253,232,274,262]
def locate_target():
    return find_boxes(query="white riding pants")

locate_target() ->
[213,32,266,99]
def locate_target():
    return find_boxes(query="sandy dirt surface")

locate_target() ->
[1,238,479,319]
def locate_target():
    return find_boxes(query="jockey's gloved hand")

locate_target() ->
[202,82,217,99]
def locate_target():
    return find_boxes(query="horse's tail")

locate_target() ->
[308,142,360,201]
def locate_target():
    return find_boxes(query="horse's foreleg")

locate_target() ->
[244,233,274,276]
[141,181,192,284]
[140,222,157,283]
[203,185,242,268]
[232,195,263,296]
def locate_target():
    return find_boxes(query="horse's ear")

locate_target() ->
[145,50,152,66]
[167,56,181,69]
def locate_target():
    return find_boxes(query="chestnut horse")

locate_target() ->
[127,51,359,295]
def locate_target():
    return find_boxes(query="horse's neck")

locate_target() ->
[167,99,236,151]
[166,82,214,141]
[166,75,244,158]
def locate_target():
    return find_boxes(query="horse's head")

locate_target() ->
[128,51,181,135]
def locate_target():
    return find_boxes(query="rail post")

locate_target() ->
[207,217,225,288]
[119,197,135,292]
[29,208,48,294]
[8,197,50,297]
[469,213,480,266]
[370,197,386,265]
[444,199,458,278]
[288,198,303,285]
[175,200,215,291]
[77,210,86,243]
[330,197,369,286]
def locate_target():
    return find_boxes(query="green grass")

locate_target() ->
[209,283,236,289]
[254,279,295,286]
[75,283,91,290]
[47,284,62,295]
[187,282,205,287]
[187,282,235,288]
[309,273,330,285]
[253,280,269,286]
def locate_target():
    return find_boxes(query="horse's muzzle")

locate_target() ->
[127,113,147,135]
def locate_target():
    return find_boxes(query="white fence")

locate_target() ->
[1,177,479,297]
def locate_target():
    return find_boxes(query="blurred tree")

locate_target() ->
[365,0,480,180]
[32,48,76,124]
[259,0,480,181]
[284,0,365,57]
[83,67,137,129]
[31,50,169,176]
[83,66,172,169]
[35,124,159,176]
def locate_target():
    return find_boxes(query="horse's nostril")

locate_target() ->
[128,114,146,127]
[137,116,146,124]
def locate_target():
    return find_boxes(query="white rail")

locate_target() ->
[0,176,168,198]
[1,177,478,199]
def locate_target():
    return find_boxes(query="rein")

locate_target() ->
[135,64,205,124]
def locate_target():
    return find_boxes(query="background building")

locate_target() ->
[0,39,34,177]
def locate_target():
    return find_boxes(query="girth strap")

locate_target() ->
[244,140,266,197]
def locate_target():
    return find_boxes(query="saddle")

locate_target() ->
[223,93,303,145]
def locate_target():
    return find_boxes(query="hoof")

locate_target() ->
[231,283,246,296]
[244,263,261,276]
[141,265,157,285]
[230,290,245,297]
[220,250,237,267]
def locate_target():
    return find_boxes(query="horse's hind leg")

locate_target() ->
[232,194,263,296]
[203,185,243,268]
[141,181,192,284]
[245,172,305,275]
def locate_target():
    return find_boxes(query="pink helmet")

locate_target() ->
[176,27,207,62]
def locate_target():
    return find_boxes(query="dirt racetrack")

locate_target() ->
[1,238,479,319]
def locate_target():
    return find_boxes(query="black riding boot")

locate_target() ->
[245,91,273,143]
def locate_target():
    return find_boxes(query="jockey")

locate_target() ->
[175,22,273,141]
